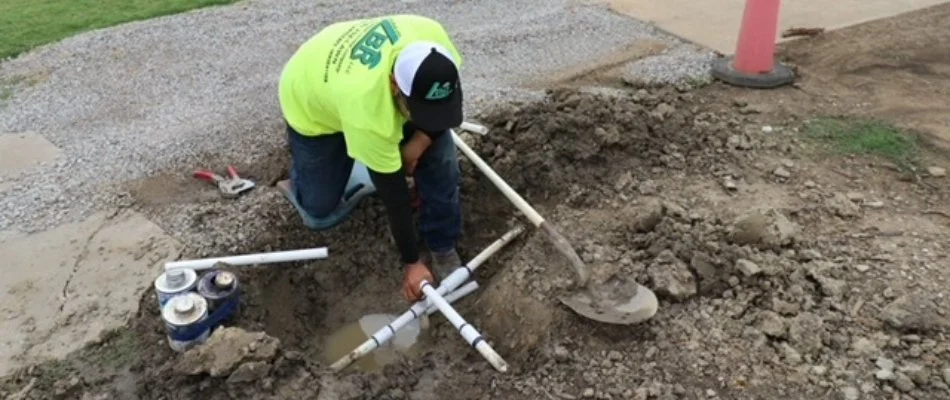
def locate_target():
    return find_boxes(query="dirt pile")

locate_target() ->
[462,87,774,366]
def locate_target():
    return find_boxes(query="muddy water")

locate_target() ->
[321,313,426,372]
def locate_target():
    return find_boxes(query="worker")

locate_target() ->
[276,14,465,303]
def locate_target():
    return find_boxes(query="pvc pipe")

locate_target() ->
[420,281,508,373]
[426,281,479,316]
[460,121,489,135]
[438,225,525,294]
[329,226,524,372]
[451,130,545,227]
[164,247,328,271]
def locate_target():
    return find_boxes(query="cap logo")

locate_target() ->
[425,81,454,100]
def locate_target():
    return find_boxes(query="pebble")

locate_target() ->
[942,368,950,385]
[854,264,871,272]
[773,167,791,179]
[583,388,595,398]
[851,338,878,355]
[840,386,860,400]
[804,180,817,188]
[876,369,896,381]
[757,311,787,338]
[927,166,946,177]
[893,373,915,392]
[736,259,762,276]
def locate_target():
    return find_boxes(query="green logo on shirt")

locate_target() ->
[425,81,453,100]
[351,19,401,69]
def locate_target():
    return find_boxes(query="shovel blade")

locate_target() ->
[558,276,658,325]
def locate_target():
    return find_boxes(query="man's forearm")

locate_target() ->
[368,167,419,265]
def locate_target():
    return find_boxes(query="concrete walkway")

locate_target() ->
[606,0,950,54]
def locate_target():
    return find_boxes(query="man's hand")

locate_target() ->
[402,261,435,302]
[400,131,432,175]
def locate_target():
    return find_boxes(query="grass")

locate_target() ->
[0,0,241,60]
[803,116,921,170]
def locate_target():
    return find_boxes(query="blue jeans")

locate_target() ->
[285,123,462,253]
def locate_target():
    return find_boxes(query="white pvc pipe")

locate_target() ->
[460,121,490,135]
[438,225,525,295]
[164,247,329,271]
[420,281,508,373]
[451,130,546,227]
[329,226,524,372]
[426,281,479,316]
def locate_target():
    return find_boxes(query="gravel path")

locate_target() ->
[0,0,712,234]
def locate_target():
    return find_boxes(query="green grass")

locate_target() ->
[0,0,240,60]
[803,116,921,170]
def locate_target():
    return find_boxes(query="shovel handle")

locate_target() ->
[451,131,545,227]
[452,130,590,287]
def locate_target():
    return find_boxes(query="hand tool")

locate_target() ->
[454,123,658,325]
[193,165,255,198]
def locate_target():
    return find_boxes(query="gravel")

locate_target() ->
[0,0,713,234]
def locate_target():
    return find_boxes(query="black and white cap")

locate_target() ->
[394,42,463,133]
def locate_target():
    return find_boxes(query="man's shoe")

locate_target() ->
[430,249,462,281]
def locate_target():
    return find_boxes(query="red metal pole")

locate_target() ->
[733,0,782,74]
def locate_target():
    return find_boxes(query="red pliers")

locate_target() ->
[194,165,256,198]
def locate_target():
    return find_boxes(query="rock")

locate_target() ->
[691,252,725,292]
[804,180,817,188]
[735,259,762,277]
[227,361,271,384]
[773,167,791,179]
[850,337,879,356]
[722,178,738,191]
[942,368,950,385]
[927,166,946,177]
[583,387,595,398]
[854,264,870,273]
[174,327,281,377]
[756,311,787,338]
[730,209,798,250]
[638,180,658,195]
[53,377,82,400]
[876,358,895,371]
[893,373,915,392]
[648,250,696,301]
[607,350,623,361]
[826,193,860,218]
[799,249,822,261]
[899,364,930,385]
[816,276,847,298]
[839,386,860,400]
[876,369,896,381]
[781,343,803,365]
[880,292,950,333]
[846,192,865,202]
[629,200,664,233]
[552,344,571,362]
[788,313,826,354]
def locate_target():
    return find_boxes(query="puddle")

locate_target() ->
[321,313,426,372]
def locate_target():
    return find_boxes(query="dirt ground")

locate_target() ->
[3,4,950,400]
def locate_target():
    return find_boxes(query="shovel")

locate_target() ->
[453,125,658,325]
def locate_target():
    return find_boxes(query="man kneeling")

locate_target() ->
[276,14,466,303]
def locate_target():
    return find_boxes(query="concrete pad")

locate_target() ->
[0,210,182,376]
[604,0,949,53]
[0,132,63,179]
